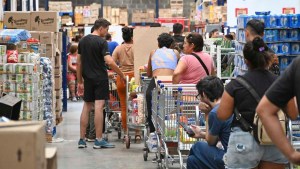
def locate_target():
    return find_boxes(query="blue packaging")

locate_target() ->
[277,15,289,28]
[289,29,300,41]
[289,14,300,28]
[265,15,278,28]
[279,43,290,55]
[268,44,280,54]
[238,15,249,29]
[279,30,288,41]
[273,30,279,41]
[265,30,273,42]
[291,43,300,55]
[257,15,266,26]
[279,56,289,74]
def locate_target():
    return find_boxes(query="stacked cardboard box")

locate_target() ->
[49,1,72,12]
[159,9,172,18]
[75,3,100,25]
[119,8,129,25]
[170,0,183,17]
[103,6,112,21]
[132,9,155,23]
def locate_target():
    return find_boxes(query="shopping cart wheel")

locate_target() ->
[143,150,148,161]
[125,136,131,149]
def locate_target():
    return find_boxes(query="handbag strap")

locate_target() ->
[235,77,261,103]
[190,53,209,75]
[233,77,262,131]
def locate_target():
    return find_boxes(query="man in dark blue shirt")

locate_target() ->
[187,76,233,169]
[105,33,119,56]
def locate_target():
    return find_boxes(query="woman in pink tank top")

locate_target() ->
[173,33,215,84]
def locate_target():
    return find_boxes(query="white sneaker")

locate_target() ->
[72,97,77,102]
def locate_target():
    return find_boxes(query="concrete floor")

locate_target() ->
[47,101,159,169]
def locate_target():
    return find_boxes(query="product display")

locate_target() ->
[0,29,31,44]
[236,14,300,75]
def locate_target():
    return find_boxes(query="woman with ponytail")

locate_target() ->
[217,37,288,169]
[112,27,134,135]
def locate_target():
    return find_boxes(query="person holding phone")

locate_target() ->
[187,76,232,169]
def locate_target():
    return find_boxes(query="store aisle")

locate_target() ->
[47,101,158,169]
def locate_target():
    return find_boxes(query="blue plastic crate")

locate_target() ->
[289,14,300,28]
[291,43,300,55]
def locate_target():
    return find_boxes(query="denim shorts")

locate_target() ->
[223,127,288,169]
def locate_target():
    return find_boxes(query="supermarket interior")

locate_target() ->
[0,0,300,169]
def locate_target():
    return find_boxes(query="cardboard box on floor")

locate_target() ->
[3,12,31,30]
[0,121,46,169]
[45,147,57,169]
[31,12,60,32]
[133,27,169,84]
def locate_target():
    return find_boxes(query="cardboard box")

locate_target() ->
[55,98,62,111]
[4,12,31,30]
[55,49,62,68]
[45,147,57,169]
[29,31,40,40]
[40,44,54,57]
[54,74,62,90]
[55,89,61,98]
[40,32,54,44]
[0,121,46,169]
[31,12,60,32]
[54,66,61,75]
[57,32,62,52]
[17,41,30,53]
[61,16,72,25]
[90,16,98,24]
[83,17,89,24]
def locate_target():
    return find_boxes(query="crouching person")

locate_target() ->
[187,76,232,169]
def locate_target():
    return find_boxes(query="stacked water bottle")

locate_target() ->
[235,13,300,76]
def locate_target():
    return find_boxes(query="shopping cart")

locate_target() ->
[151,83,200,169]
[124,75,147,149]
[105,74,122,139]
[288,118,300,169]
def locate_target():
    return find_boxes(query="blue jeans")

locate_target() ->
[224,127,287,169]
[187,142,225,169]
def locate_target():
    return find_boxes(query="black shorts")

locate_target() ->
[83,79,109,102]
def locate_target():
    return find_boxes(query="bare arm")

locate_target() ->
[172,60,187,84]
[76,54,83,84]
[112,46,119,63]
[147,51,154,77]
[283,97,299,120]
[204,113,219,145]
[217,91,234,121]
[104,55,125,80]
[257,96,300,164]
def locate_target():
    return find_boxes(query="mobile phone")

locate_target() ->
[179,122,195,137]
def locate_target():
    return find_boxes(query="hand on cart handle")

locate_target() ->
[289,151,300,165]
[77,83,84,97]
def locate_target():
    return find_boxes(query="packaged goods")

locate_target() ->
[265,15,277,28]
[0,45,7,56]
[277,15,289,28]
[291,43,300,55]
[146,132,158,152]
[14,64,34,74]
[290,29,300,41]
[18,52,30,63]
[289,14,300,28]
[6,50,18,63]
[279,30,288,41]
[5,64,14,74]
[0,29,31,44]
[3,81,15,93]
[268,44,279,54]
[0,64,5,74]
[31,12,60,32]
[16,83,33,93]
[280,43,290,55]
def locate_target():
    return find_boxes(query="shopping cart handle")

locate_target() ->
[141,76,145,80]
[178,87,183,91]
[160,84,164,88]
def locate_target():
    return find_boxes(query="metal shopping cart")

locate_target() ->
[152,83,200,169]
[124,75,147,149]
[288,118,300,169]
[106,74,122,139]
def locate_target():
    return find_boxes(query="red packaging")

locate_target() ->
[7,50,18,63]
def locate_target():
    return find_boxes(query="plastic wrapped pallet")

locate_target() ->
[40,57,54,135]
